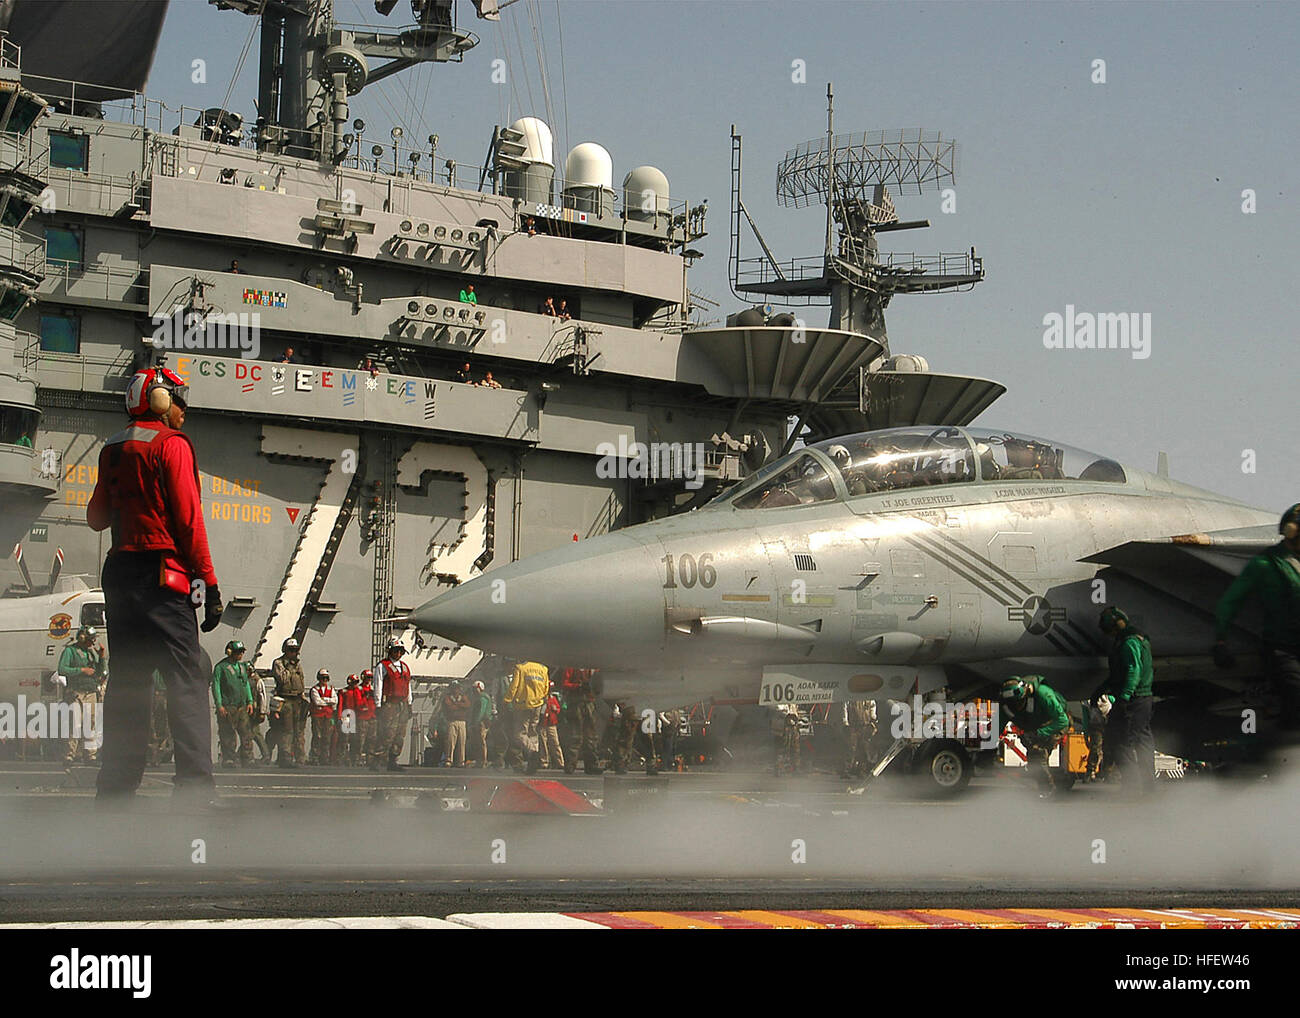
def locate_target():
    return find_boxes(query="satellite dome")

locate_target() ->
[507,117,553,166]
[565,143,613,190]
[622,165,669,221]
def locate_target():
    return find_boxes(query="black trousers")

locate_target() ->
[1265,646,1300,728]
[96,552,214,797]
[1111,695,1155,795]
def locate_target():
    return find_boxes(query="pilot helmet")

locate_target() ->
[1098,606,1129,634]
[827,444,851,467]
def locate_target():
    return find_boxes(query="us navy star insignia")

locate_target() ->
[1008,595,1067,635]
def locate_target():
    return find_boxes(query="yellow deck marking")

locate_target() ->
[615,911,723,929]
[819,909,929,928]
[726,910,826,929]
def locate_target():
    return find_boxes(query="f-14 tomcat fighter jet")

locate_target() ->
[412,425,1278,730]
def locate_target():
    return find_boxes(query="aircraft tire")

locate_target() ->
[914,740,972,798]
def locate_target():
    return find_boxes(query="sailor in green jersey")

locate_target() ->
[58,626,106,763]
[999,675,1070,796]
[212,640,255,766]
[1214,503,1300,731]
[1095,606,1155,797]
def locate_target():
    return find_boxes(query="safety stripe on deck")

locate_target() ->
[561,907,1300,929]
[4,908,1300,930]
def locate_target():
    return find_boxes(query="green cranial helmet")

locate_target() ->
[1281,503,1300,537]
[1000,676,1030,702]
[1098,606,1129,633]
[77,625,97,641]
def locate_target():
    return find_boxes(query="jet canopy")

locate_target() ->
[717,426,1128,510]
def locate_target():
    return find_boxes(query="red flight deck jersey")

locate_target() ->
[86,419,219,591]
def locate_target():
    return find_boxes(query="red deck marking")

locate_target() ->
[569,912,658,929]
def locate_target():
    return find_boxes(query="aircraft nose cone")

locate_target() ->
[411,533,666,664]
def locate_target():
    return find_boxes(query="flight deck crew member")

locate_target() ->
[504,660,549,773]
[841,699,877,779]
[272,637,306,768]
[999,676,1070,797]
[88,367,224,805]
[375,640,413,771]
[59,626,106,764]
[338,675,363,766]
[246,666,270,761]
[212,640,255,767]
[560,667,601,774]
[1095,606,1155,797]
[1214,503,1300,730]
[608,701,641,775]
[440,679,471,767]
[147,669,170,766]
[1082,694,1111,781]
[469,679,493,766]
[538,683,564,771]
[308,669,338,765]
[357,670,378,765]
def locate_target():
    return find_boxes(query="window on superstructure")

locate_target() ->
[39,312,80,354]
[0,406,39,447]
[49,131,89,172]
[45,225,83,270]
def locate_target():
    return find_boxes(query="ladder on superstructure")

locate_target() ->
[370,436,398,666]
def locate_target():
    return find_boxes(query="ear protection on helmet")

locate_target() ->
[1282,504,1300,541]
[127,367,190,418]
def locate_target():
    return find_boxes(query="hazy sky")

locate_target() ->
[146,0,1299,514]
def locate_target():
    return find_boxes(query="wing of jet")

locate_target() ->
[1082,525,1278,580]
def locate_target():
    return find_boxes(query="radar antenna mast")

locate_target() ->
[213,0,495,162]
[729,82,984,358]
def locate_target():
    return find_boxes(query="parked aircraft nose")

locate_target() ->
[410,532,667,664]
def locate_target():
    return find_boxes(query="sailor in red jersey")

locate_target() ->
[87,367,224,805]
[373,639,413,771]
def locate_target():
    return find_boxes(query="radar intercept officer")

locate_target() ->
[374,639,413,771]
[87,366,224,805]
[1214,503,1300,731]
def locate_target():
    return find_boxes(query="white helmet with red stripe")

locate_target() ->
[126,367,190,418]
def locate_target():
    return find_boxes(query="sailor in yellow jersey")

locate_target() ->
[503,660,549,773]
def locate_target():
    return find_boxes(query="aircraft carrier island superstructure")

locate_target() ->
[0,0,1001,717]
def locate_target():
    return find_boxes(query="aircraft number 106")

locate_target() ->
[662,552,717,589]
